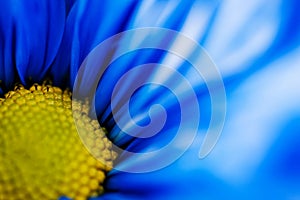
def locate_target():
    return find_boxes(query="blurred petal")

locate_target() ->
[194,46,300,198]
[204,0,282,79]
[129,0,195,29]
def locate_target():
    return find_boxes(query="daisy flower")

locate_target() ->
[0,0,299,200]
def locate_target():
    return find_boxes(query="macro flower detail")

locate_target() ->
[1,0,299,199]
[0,83,117,200]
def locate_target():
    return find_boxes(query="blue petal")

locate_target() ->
[101,168,231,200]
[58,196,71,200]
[36,0,300,199]
[92,2,199,122]
[203,0,283,81]
[128,1,195,30]
[103,45,300,198]
[0,0,65,87]
[0,5,16,92]
[54,0,138,87]
[84,1,299,199]
[63,0,195,89]
[68,0,223,198]
[211,47,300,198]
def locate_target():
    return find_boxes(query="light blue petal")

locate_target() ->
[204,0,283,81]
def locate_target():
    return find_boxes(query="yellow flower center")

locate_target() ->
[0,83,117,200]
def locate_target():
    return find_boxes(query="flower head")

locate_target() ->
[0,0,300,200]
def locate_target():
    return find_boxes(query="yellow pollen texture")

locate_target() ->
[0,83,117,200]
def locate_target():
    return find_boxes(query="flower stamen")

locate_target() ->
[0,83,117,200]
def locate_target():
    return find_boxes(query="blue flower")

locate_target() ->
[1,0,300,200]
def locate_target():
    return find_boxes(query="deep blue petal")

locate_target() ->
[55,0,138,88]
[65,0,76,15]
[64,0,196,89]
[101,168,232,200]
[0,5,17,92]
[50,2,76,86]
[58,196,71,200]
[0,0,65,87]
[68,1,223,198]
[92,1,198,124]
